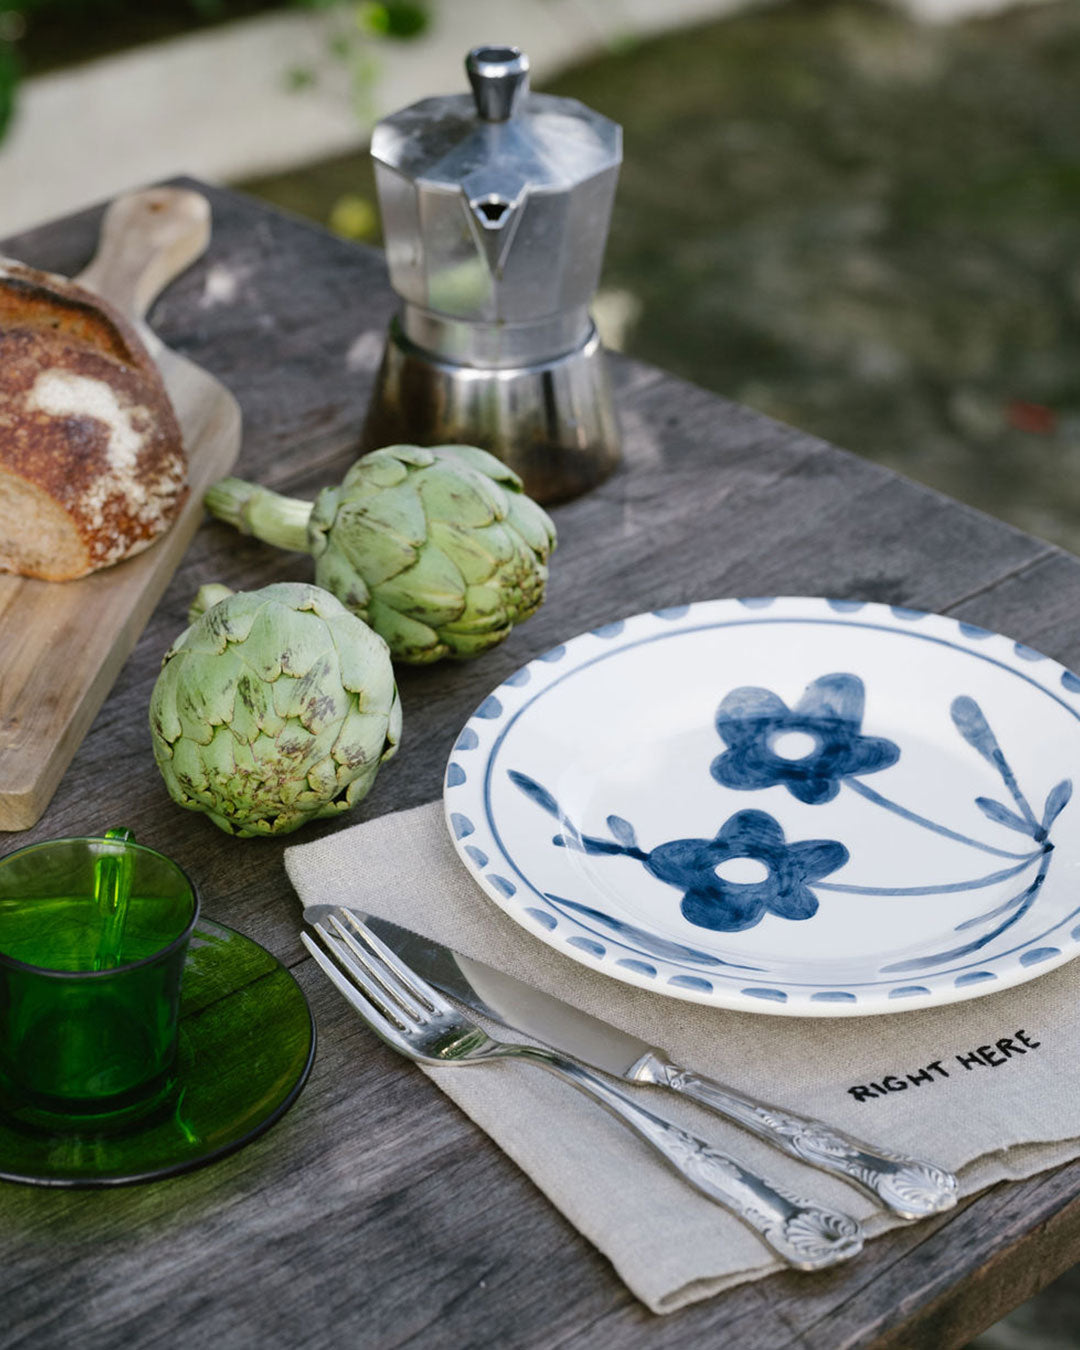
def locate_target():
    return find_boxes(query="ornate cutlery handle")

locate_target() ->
[632,1056,957,1219]
[504,1044,863,1271]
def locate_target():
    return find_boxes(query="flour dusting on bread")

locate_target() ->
[0,257,188,581]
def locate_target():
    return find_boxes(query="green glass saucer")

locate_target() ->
[0,919,315,1187]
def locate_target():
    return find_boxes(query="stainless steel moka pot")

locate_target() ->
[360,45,623,504]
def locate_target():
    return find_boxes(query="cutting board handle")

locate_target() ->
[75,187,211,322]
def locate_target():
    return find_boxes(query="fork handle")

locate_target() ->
[632,1055,958,1220]
[501,1044,863,1271]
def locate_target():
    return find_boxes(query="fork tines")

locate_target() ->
[302,907,448,1034]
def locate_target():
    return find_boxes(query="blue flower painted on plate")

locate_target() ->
[644,810,848,932]
[711,673,899,805]
[509,772,847,936]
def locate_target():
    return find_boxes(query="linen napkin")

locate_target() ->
[285,801,1080,1314]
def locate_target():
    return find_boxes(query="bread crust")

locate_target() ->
[0,259,188,581]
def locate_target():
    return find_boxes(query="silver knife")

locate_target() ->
[307,904,958,1220]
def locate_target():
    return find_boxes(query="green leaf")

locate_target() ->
[0,38,17,147]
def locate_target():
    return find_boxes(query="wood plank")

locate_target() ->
[3,181,1080,1350]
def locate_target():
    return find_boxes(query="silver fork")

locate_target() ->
[302,909,865,1272]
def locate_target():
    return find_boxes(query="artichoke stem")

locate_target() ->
[204,478,315,554]
[189,583,236,624]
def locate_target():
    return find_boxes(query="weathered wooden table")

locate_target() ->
[3,181,1080,1349]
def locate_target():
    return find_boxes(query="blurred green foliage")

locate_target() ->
[293,0,429,36]
[0,39,14,143]
[0,0,430,145]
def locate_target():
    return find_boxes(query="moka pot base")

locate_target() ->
[361,318,621,506]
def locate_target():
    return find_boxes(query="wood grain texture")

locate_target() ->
[0,188,240,828]
[2,179,1079,1349]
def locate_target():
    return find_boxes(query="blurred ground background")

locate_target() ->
[2,1,1080,1343]
[244,0,1080,558]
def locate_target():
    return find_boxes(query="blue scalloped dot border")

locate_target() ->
[955,971,996,986]
[670,975,714,992]
[1019,946,1060,966]
[568,936,605,957]
[617,958,657,977]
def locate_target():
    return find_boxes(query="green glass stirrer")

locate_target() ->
[93,827,136,971]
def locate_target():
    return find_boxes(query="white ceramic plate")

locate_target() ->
[443,598,1080,1016]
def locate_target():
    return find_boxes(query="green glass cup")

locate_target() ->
[0,830,198,1131]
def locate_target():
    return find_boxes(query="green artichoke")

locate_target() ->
[149,582,401,837]
[203,444,556,665]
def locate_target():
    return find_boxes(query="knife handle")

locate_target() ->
[634,1055,958,1219]
[508,1045,863,1271]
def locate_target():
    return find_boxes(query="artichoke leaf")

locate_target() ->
[416,460,504,529]
[366,598,445,663]
[374,544,467,625]
[507,493,557,557]
[425,519,506,585]
[170,735,209,794]
[327,614,396,704]
[264,605,338,681]
[315,546,373,617]
[305,753,340,798]
[443,627,513,659]
[174,651,243,745]
[349,445,431,487]
[273,719,318,760]
[197,587,266,649]
[474,521,520,567]
[331,705,392,770]
[433,444,524,491]
[339,479,428,549]
[229,668,281,743]
[149,658,186,747]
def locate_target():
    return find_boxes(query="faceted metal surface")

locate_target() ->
[366,46,623,502]
[370,50,621,337]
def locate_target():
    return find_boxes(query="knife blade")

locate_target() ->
[304,905,958,1218]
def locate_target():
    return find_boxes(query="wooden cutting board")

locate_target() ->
[0,188,243,830]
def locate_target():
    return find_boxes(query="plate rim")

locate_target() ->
[443,597,1080,1017]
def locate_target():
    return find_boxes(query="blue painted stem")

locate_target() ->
[845,778,1036,859]
[990,748,1041,831]
[881,849,1053,973]
[816,853,1041,896]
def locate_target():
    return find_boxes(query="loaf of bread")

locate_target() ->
[0,258,187,581]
